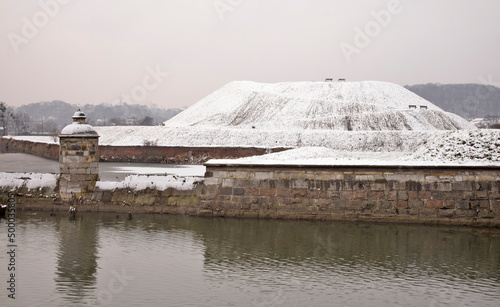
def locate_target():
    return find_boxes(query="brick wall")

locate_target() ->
[0,138,59,160]
[201,164,500,226]
[0,138,289,164]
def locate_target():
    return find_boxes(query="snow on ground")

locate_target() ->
[110,165,205,177]
[410,129,500,163]
[206,147,412,166]
[95,175,203,191]
[0,172,58,190]
[207,129,500,166]
[164,81,475,131]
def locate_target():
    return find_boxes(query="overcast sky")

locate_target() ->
[1,0,499,109]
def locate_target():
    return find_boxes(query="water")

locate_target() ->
[1,212,499,306]
[0,153,205,180]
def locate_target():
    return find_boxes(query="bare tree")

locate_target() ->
[0,102,8,135]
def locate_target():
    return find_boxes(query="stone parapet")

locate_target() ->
[200,164,500,226]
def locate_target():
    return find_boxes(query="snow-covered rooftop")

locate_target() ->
[164,81,475,131]
[60,123,98,136]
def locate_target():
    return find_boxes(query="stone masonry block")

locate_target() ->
[427,200,443,208]
[213,171,228,178]
[259,179,277,188]
[379,201,394,210]
[276,189,293,198]
[260,188,276,197]
[232,171,250,179]
[370,183,386,191]
[476,191,488,199]
[280,179,298,189]
[443,200,455,209]
[418,191,432,199]
[395,201,408,209]
[452,181,472,191]
[367,191,384,200]
[455,200,469,210]
[491,199,500,211]
[469,200,489,210]
[353,191,368,200]
[397,191,408,201]
[408,191,418,199]
[255,172,274,180]
[204,177,221,186]
[244,187,260,196]
[352,182,366,191]
[340,191,353,200]
[436,183,452,192]
[406,181,422,191]
[219,187,232,195]
[388,181,406,190]
[408,199,424,208]
[222,178,234,188]
[233,188,245,196]
[293,189,307,198]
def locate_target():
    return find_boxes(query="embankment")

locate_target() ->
[2,163,500,227]
[0,137,289,163]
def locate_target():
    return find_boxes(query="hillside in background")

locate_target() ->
[10,100,183,134]
[405,83,500,119]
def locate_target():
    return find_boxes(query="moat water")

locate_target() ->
[0,153,205,180]
[1,212,500,306]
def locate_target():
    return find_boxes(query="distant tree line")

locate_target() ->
[0,100,184,135]
[405,83,500,119]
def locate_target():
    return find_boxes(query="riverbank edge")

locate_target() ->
[3,186,500,228]
[10,199,500,228]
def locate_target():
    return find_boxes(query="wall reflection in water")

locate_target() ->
[4,212,500,306]
[54,214,99,305]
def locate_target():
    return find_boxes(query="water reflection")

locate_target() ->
[2,212,499,306]
[54,215,99,305]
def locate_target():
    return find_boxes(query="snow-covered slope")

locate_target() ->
[410,129,500,163]
[207,130,500,166]
[164,81,475,131]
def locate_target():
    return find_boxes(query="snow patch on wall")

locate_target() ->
[0,172,58,190]
[95,174,203,191]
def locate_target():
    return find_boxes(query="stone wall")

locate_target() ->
[0,138,288,164]
[2,184,205,215]
[0,138,59,160]
[98,146,288,163]
[59,136,99,199]
[201,164,500,226]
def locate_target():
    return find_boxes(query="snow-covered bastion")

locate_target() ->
[1,81,499,226]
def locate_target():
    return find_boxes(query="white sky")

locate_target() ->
[1,0,499,109]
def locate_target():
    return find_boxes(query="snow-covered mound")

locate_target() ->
[207,135,500,166]
[411,129,500,163]
[90,126,438,152]
[165,81,475,131]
